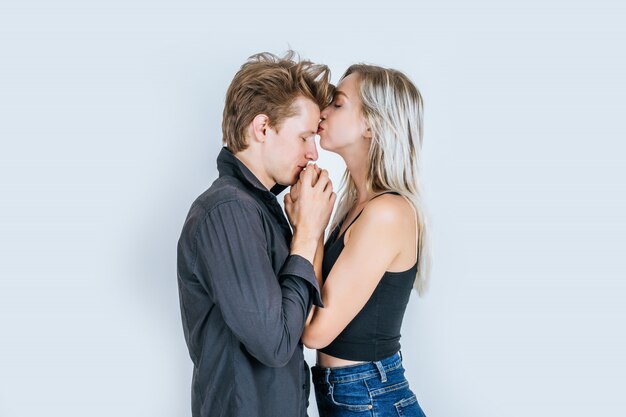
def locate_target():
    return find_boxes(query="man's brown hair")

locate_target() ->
[222,51,334,152]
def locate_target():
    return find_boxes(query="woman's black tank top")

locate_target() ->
[318,192,417,361]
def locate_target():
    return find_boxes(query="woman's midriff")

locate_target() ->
[316,350,366,368]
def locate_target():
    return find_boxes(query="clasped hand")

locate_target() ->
[284,164,336,239]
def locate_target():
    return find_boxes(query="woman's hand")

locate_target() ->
[289,164,322,204]
[284,164,334,236]
[285,164,321,226]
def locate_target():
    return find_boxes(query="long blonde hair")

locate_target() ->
[330,64,432,295]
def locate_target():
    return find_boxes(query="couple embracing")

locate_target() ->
[177,51,431,417]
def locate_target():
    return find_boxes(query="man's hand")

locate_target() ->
[285,165,335,263]
[284,163,324,226]
[284,164,333,232]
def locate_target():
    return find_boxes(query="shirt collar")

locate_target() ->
[216,147,288,198]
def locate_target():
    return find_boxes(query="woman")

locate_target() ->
[285,64,431,417]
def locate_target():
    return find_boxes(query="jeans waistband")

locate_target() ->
[311,351,403,384]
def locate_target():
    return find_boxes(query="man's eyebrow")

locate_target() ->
[334,90,348,99]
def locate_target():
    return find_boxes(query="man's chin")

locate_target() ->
[275,176,298,188]
[273,168,300,188]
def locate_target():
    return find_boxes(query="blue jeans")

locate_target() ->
[311,352,426,417]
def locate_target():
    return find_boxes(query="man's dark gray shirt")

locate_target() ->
[177,147,323,417]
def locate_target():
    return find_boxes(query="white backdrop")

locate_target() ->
[1,1,625,416]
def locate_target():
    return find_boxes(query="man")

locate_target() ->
[177,51,335,417]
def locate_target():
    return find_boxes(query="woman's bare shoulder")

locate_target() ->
[353,194,414,236]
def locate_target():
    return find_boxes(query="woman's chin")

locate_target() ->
[319,136,332,152]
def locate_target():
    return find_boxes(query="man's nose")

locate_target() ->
[305,139,318,161]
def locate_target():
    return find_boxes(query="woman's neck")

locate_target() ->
[341,146,372,205]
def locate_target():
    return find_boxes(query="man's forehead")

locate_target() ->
[280,116,317,136]
[292,96,320,112]
[289,102,320,134]
[301,114,321,135]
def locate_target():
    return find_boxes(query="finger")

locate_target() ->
[302,164,317,186]
[314,170,330,190]
[323,177,333,193]
[315,167,323,185]
[310,165,320,181]
[300,167,317,186]
[322,182,334,198]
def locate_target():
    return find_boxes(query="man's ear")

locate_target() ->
[251,114,270,143]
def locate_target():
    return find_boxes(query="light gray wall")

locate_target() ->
[1,1,624,416]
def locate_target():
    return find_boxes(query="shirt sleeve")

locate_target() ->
[193,199,322,367]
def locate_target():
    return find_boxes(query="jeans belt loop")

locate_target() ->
[374,360,387,383]
[325,368,332,396]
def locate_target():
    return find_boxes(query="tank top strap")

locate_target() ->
[371,191,400,199]
[343,210,363,231]
[334,192,403,244]
[343,192,400,230]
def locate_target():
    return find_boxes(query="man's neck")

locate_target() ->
[233,149,276,191]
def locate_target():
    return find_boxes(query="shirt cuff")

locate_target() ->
[279,254,324,308]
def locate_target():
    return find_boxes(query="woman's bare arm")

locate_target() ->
[302,195,412,349]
